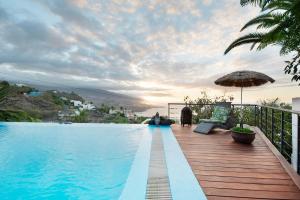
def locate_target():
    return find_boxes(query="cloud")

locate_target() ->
[0,0,297,104]
[202,0,213,6]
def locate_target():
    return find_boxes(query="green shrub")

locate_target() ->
[72,111,88,123]
[184,92,234,124]
[231,127,253,134]
[0,110,41,122]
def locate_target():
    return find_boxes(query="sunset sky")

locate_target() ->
[0,0,299,106]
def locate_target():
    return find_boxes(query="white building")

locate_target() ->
[16,83,27,87]
[70,100,96,111]
[109,108,122,114]
[82,103,96,110]
[60,97,68,101]
[71,100,83,107]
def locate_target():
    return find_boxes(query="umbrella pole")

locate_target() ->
[240,87,243,128]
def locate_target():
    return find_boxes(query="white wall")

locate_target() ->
[292,98,300,172]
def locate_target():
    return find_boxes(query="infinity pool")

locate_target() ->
[0,123,206,200]
[0,123,150,200]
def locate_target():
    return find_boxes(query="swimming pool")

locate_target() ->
[0,123,206,200]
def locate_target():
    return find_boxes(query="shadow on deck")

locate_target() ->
[171,124,300,200]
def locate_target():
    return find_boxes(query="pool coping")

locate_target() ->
[119,127,152,200]
[161,126,207,200]
[120,126,207,200]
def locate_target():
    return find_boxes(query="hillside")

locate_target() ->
[70,88,152,112]
[0,81,83,121]
[0,81,151,123]
[29,84,152,112]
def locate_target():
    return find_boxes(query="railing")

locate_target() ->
[168,103,300,175]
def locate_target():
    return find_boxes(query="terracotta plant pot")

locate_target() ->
[231,130,255,144]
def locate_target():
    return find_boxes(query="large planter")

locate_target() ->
[231,130,255,144]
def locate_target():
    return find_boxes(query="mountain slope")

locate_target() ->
[30,84,152,112]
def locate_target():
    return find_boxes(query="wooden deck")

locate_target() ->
[171,125,300,200]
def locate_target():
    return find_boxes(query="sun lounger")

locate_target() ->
[193,102,236,134]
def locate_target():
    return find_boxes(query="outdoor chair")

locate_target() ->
[181,106,192,127]
[193,102,236,134]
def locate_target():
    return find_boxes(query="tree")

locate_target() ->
[184,92,234,123]
[225,0,300,83]
[72,111,88,123]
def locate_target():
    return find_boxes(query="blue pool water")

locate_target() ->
[0,123,150,200]
[27,91,43,97]
[0,123,207,200]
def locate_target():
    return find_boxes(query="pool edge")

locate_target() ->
[119,127,152,200]
[160,127,207,200]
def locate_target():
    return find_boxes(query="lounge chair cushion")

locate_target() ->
[199,118,224,123]
[194,122,215,134]
[210,106,230,123]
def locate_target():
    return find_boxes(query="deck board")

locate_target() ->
[171,125,300,200]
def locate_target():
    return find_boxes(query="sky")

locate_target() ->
[0,0,299,106]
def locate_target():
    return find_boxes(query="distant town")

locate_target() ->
[0,81,147,124]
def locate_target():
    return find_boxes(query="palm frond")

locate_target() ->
[241,13,277,31]
[250,42,258,50]
[263,0,293,11]
[224,33,264,54]
[240,0,272,8]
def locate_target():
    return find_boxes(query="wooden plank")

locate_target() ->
[194,170,291,179]
[205,188,300,199]
[193,165,285,173]
[200,181,299,192]
[171,125,300,200]
[189,159,282,166]
[190,161,284,170]
[253,126,300,190]
[197,175,296,185]
[185,156,279,162]
[207,196,269,200]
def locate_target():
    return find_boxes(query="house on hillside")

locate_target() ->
[109,108,122,114]
[60,97,68,101]
[82,103,96,110]
[15,83,27,87]
[71,100,96,111]
[70,100,83,107]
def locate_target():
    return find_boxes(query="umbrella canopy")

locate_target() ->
[215,70,275,87]
[215,70,275,128]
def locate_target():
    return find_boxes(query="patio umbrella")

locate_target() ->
[215,70,275,127]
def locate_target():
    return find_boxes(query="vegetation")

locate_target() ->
[234,98,293,161]
[231,127,253,134]
[134,116,148,124]
[0,81,31,101]
[225,0,300,83]
[184,94,293,160]
[102,113,129,124]
[184,92,234,124]
[259,97,291,109]
[0,110,40,122]
[0,80,149,124]
[72,111,88,123]
[98,104,110,114]
[51,94,65,107]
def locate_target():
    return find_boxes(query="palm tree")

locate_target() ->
[240,0,272,7]
[224,0,300,83]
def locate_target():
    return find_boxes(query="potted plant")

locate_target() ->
[231,127,255,144]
